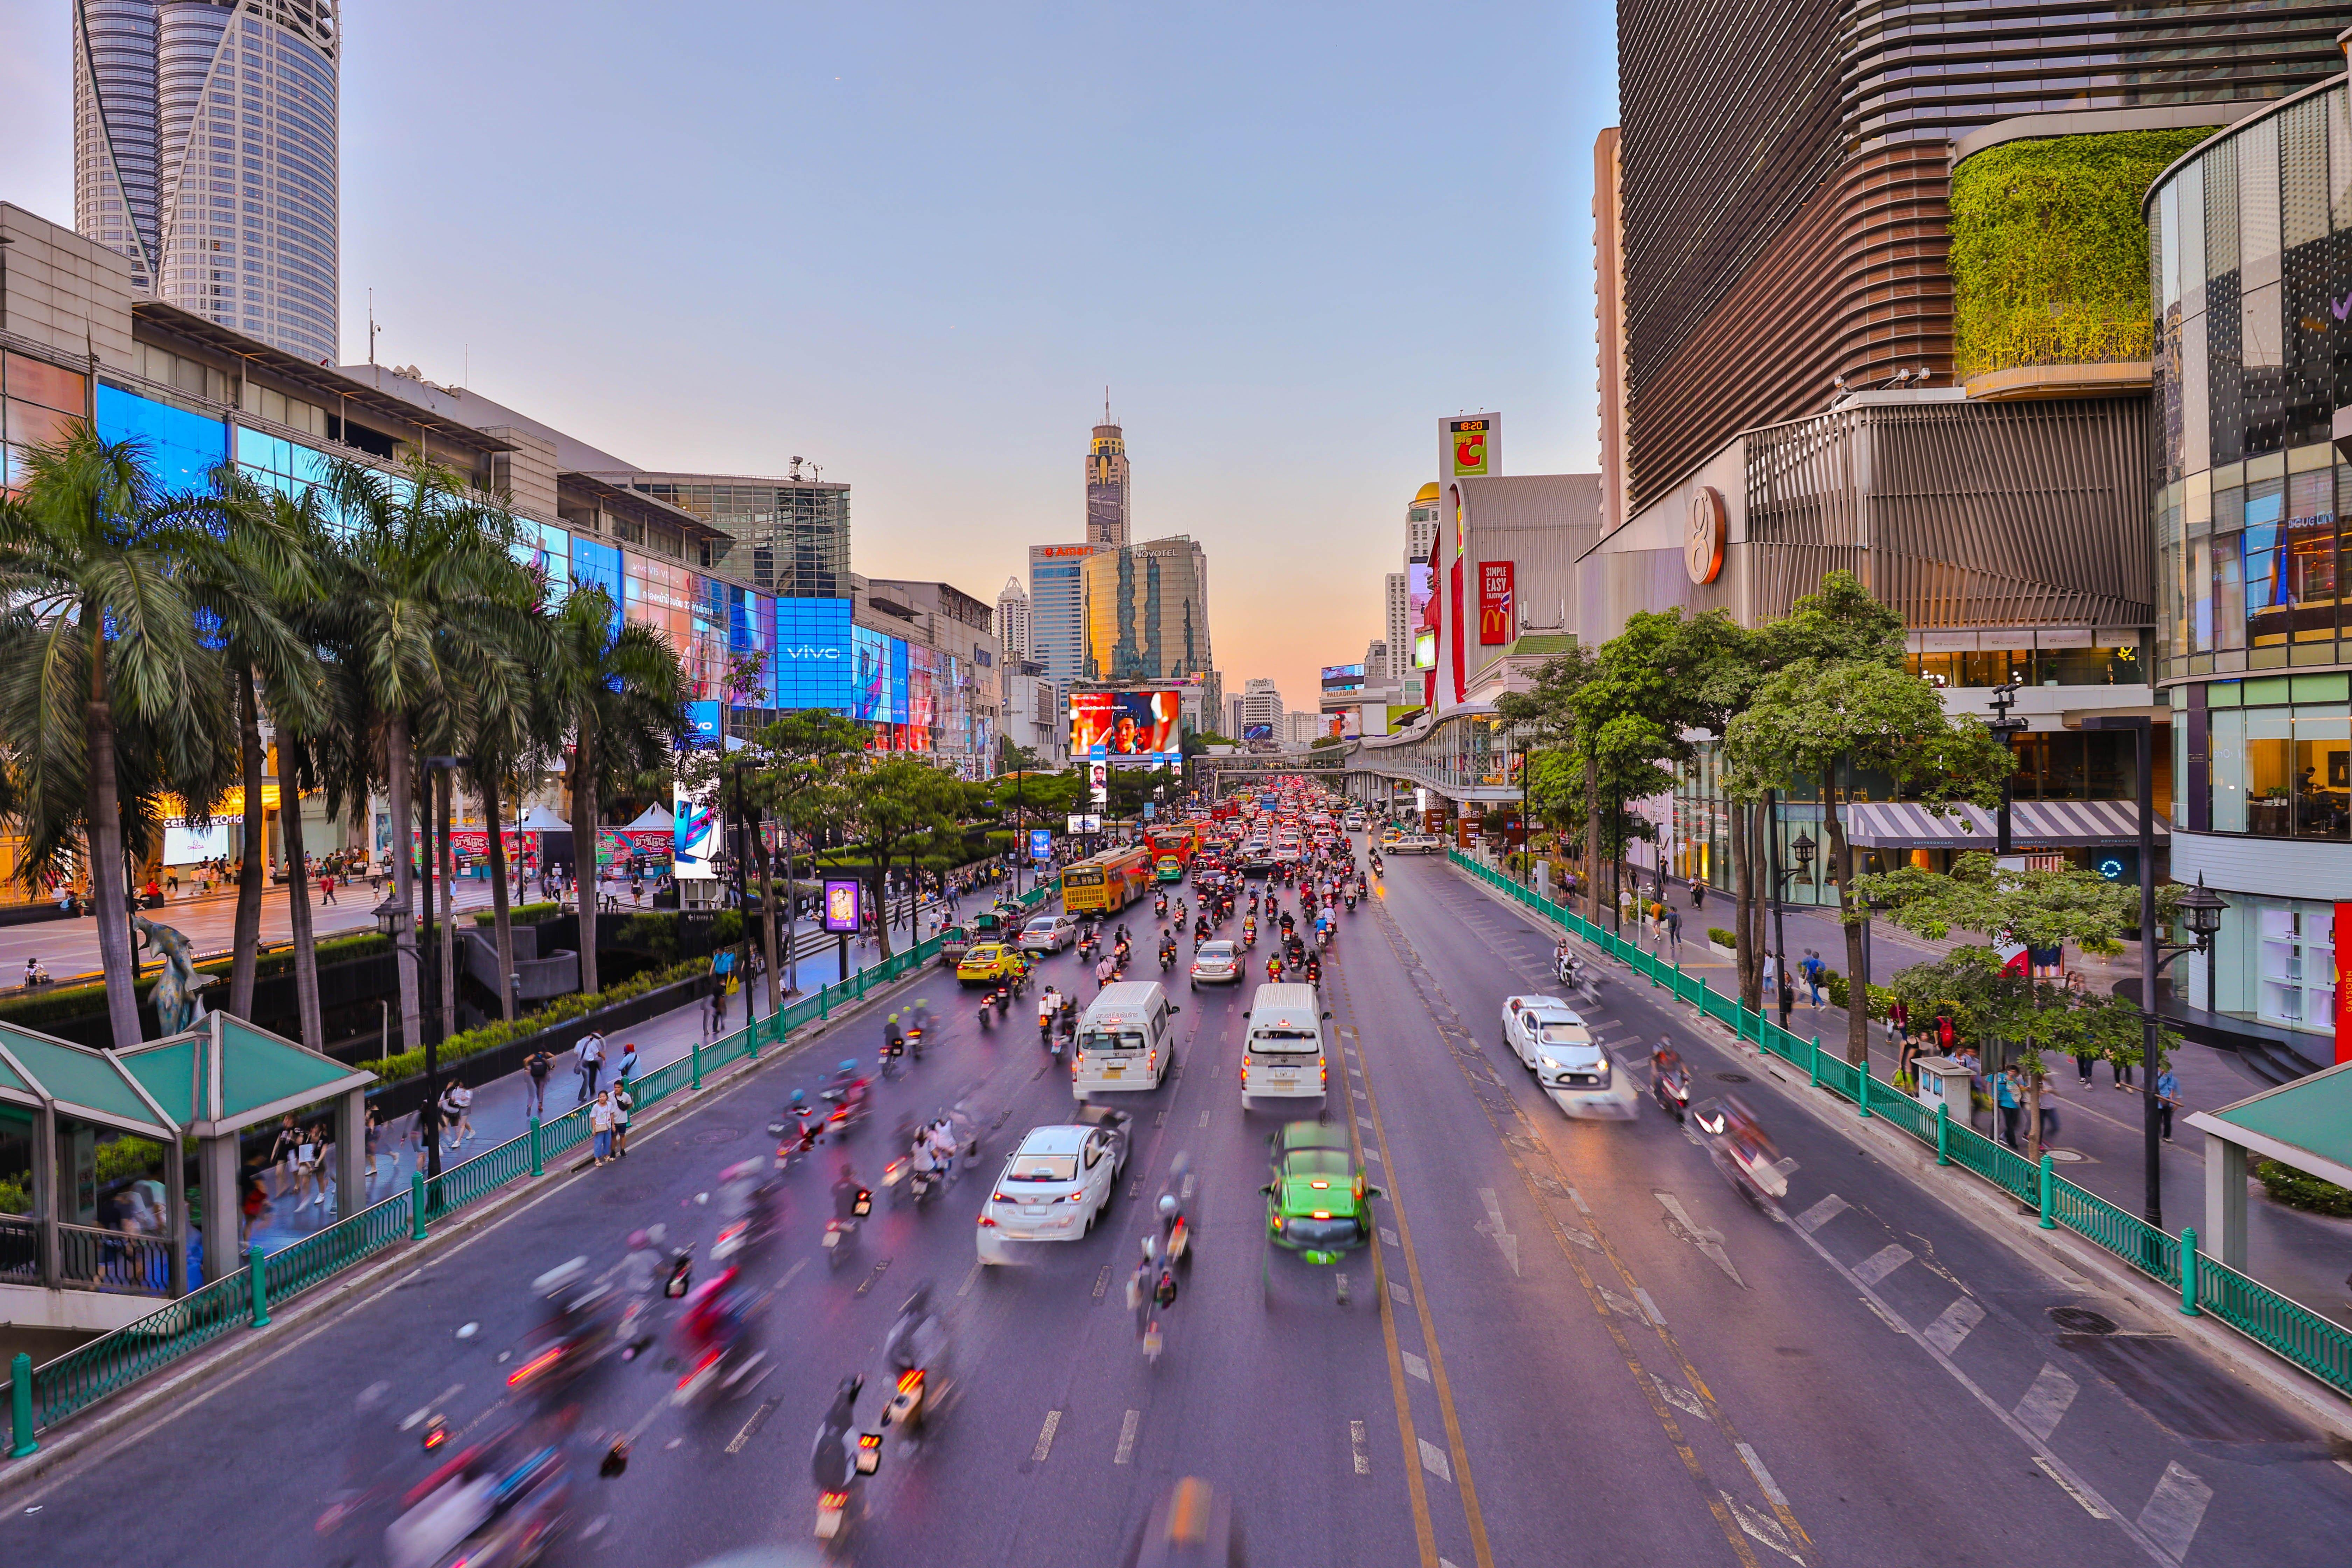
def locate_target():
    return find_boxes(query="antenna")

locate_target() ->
[367,287,378,366]
[1105,386,1112,426]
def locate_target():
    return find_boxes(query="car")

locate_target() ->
[1020,913,1078,954]
[1388,833,1443,854]
[1260,1121,1379,1266]
[1343,813,1367,832]
[1239,856,1276,880]
[1500,995,1639,1119]
[937,924,975,965]
[975,1107,1132,1260]
[956,943,1024,985]
[1190,939,1243,987]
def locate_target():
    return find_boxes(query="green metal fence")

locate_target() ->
[4,906,975,1455]
[1447,849,2352,1399]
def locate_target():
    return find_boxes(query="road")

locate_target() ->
[4,843,2344,1567]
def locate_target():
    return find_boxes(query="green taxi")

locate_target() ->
[1259,1122,1381,1285]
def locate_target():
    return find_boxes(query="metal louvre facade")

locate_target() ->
[1742,394,2151,629]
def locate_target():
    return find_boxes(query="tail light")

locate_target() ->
[678,1346,721,1391]
[505,1343,566,1388]
[979,1214,999,1227]
[896,1368,925,1395]
[819,1490,850,1508]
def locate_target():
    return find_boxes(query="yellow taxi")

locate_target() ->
[956,943,1024,986]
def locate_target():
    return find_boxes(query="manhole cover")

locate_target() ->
[692,1126,744,1145]
[1715,1072,1750,1083]
[2045,1147,2087,1163]
[2050,1306,2117,1335]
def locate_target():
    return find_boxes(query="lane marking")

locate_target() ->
[1419,1438,1453,1482]
[1350,1419,1371,1475]
[1601,1288,1645,1321]
[1114,1408,1140,1465]
[1792,1194,1848,1234]
[725,1397,778,1454]
[1634,1287,1667,1326]
[1380,1228,1400,1247]
[1401,1351,1430,1382]
[1722,1492,1804,1562]
[1092,1265,1112,1301]
[1655,1190,1745,1287]
[1197,1110,1211,1128]
[1736,1443,1790,1510]
[2037,1456,2109,1518]
[1389,1281,1411,1306]
[1475,1187,1521,1276]
[1655,1377,1712,1422]
[1860,1295,1909,1334]
[1031,1409,1062,1463]
[2013,1364,2079,1442]
[2135,1462,2211,1564]
[1852,1244,1913,1287]
[1921,1296,1984,1357]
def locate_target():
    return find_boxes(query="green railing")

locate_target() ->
[1447,848,2352,1399]
[4,908,968,1455]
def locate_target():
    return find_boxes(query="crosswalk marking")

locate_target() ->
[1114,1408,1140,1464]
[2013,1364,2079,1441]
[2136,1462,2211,1563]
[1793,1194,1849,1234]
[1852,1244,1913,1287]
[1921,1296,1984,1356]
[1031,1409,1062,1463]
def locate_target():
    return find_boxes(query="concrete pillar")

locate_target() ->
[335,1088,369,1222]
[198,1133,240,1276]
[2202,1133,2248,1271]
[165,1127,188,1296]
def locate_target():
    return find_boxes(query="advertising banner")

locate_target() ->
[1069,690,1181,757]
[673,783,720,880]
[1447,415,1492,478]
[2338,903,2351,1065]
[685,700,722,747]
[1241,722,1274,742]
[822,877,862,933]
[773,597,853,713]
[1478,560,1515,645]
[1320,663,1365,694]
[1028,827,1054,860]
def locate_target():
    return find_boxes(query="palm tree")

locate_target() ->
[317,454,537,1058]
[538,585,682,995]
[0,426,239,1050]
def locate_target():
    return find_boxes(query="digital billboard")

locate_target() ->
[1320,663,1365,694]
[685,700,723,746]
[1478,559,1515,645]
[1412,629,1437,670]
[673,782,720,880]
[1447,415,1492,478]
[772,597,853,713]
[1069,690,1182,757]
[821,877,862,933]
[1242,723,1274,742]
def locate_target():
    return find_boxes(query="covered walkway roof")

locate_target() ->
[1842,799,2163,851]
[0,1013,372,1140]
[2188,1061,2352,1190]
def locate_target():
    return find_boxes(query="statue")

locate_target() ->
[134,914,214,1037]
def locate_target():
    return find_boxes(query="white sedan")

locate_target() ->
[975,1109,1131,1261]
[1020,914,1078,953]
[1502,995,1638,1119]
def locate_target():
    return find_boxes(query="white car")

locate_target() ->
[1501,995,1638,1119]
[1020,913,1078,954]
[975,1109,1131,1260]
[1343,813,1367,832]
[1389,833,1444,854]
[1190,939,1244,987]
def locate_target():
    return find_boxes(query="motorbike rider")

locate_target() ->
[1265,952,1283,983]
[1650,1038,1691,1109]
[925,1118,960,1184]
[883,1282,951,1387]
[883,1013,906,1060]
[811,1374,864,1494]
[1159,930,1177,966]
[832,1160,868,1223]
[1303,952,1322,988]
[1039,985,1063,1037]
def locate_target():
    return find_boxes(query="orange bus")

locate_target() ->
[1061,844,1156,916]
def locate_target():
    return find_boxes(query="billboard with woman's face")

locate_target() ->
[1069,690,1181,757]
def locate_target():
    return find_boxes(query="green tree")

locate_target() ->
[0,427,239,1050]
[833,756,973,960]
[712,709,868,1009]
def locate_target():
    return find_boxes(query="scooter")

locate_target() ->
[976,993,994,1030]
[1344,892,1357,912]
[1159,943,1176,972]
[1651,1062,1692,1122]
[811,1375,870,1544]
[822,1213,862,1269]
[1691,1099,1790,1206]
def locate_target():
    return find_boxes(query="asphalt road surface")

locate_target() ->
[4,843,2345,1567]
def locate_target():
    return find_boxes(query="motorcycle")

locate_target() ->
[1159,943,1176,972]
[710,1161,782,1265]
[1344,891,1357,912]
[1316,924,1332,950]
[1154,894,1168,918]
[907,1024,926,1060]
[770,1112,823,1172]
[1691,1097,1790,1207]
[821,1210,863,1269]
[810,1375,869,1544]
[382,1410,575,1568]
[975,993,994,1030]
[1652,1060,1692,1122]
[994,987,1013,1017]
[670,1268,760,1407]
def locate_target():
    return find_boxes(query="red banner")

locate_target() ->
[1478,560,1514,645]
[2337,903,2350,1065]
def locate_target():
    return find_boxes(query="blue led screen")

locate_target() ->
[890,639,910,727]
[774,598,853,714]
[95,385,225,496]
[851,624,890,722]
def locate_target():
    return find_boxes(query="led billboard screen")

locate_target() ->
[1478,560,1515,645]
[1320,663,1365,694]
[1412,629,1437,670]
[772,597,853,713]
[1242,723,1274,742]
[673,782,720,880]
[1069,690,1182,757]
[821,877,862,933]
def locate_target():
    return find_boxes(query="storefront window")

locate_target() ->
[2210,706,2247,830]
[2245,706,2291,833]
[2291,706,2350,838]
[2254,903,2335,1032]
[2244,478,2287,646]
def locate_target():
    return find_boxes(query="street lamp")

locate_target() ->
[1986,681,2029,854]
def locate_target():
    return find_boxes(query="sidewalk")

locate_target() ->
[1606,874,2352,1325]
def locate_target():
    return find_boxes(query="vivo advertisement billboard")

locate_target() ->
[772,597,853,713]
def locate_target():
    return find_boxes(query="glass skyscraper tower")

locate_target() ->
[74,0,340,363]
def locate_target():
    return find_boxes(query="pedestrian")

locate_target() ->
[1800,950,1824,1009]
[1760,950,1780,1000]
[1665,906,1683,960]
[268,1113,300,1203]
[364,1103,385,1184]
[2037,1090,2063,1147]
[2155,1063,2180,1142]
[1690,880,1704,911]
[2074,1046,2096,1085]
[1995,1066,2022,1149]
[1935,1013,1957,1058]
[524,1046,553,1118]
[239,1175,269,1252]
[589,1090,616,1165]
[320,874,337,905]
[616,1040,639,1083]
[292,1122,325,1211]
[611,1079,635,1157]
[577,1030,605,1102]
[451,1080,476,1146]
[438,1079,467,1152]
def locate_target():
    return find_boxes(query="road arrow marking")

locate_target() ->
[1475,1187,1520,1276]
[1655,1190,1745,1287]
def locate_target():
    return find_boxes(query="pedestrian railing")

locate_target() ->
[1447,849,2352,1400]
[3,913,968,1456]
[55,1223,172,1296]
[0,1216,41,1284]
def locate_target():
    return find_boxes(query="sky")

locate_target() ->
[0,0,1618,718]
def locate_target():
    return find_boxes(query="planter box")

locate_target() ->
[1709,941,1737,960]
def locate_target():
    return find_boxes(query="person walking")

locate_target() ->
[616,1040,640,1084]
[610,1079,635,1158]
[1995,1066,2023,1149]
[438,1079,468,1153]
[2155,1063,2180,1142]
[1800,950,1825,1010]
[1689,880,1704,912]
[450,1080,476,1146]
[292,1125,322,1211]
[239,1175,269,1253]
[2110,1050,2133,1092]
[364,1104,386,1185]
[2074,1045,2096,1085]
[589,1090,616,1166]
[268,1114,301,1204]
[1664,906,1683,962]
[577,1030,606,1102]
[524,1046,553,1118]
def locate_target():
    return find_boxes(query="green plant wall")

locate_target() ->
[1949,128,2215,377]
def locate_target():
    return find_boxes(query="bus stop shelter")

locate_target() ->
[2186,1061,2352,1270]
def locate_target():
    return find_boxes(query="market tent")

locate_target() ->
[516,804,570,832]
[623,803,675,831]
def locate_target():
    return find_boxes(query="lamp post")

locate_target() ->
[1986,680,2028,855]
[2080,716,2223,1228]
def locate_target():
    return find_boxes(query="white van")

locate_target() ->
[1241,982,1329,1111]
[1072,980,1181,1097]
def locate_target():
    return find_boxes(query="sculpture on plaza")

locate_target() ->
[134,914,214,1036]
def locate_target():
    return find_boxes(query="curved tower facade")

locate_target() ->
[74,0,340,363]
[1086,422,1130,547]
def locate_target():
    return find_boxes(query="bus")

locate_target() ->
[1061,844,1155,916]
[1146,824,1199,882]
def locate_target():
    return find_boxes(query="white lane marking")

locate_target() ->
[1654,1376,1711,1421]
[1359,1117,1376,1130]
[778,1258,809,1289]
[1380,1228,1400,1247]
[1792,1194,1849,1234]
[1559,1225,1600,1252]
[1363,1148,1382,1163]
[1114,1408,1140,1465]
[1634,1286,1667,1326]
[1721,1491,1804,1562]
[2135,1462,2212,1563]
[1389,1281,1411,1306]
[1737,1441,1790,1509]
[1852,1244,1913,1287]
[1600,1286,1643,1320]
[957,1261,981,1299]
[1921,1296,1985,1357]
[1401,1351,1430,1382]
[1567,1186,1592,1216]
[1655,1190,1745,1287]
[1419,1437,1452,1482]
[2013,1364,2080,1441]
[1476,1187,1521,1276]
[725,1395,778,1454]
[2038,1456,2109,1518]
[1197,1110,1211,1128]
[1860,1295,1909,1334]
[1031,1409,1062,1463]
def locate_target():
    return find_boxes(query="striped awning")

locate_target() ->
[1841,799,2163,850]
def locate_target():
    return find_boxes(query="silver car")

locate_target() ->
[1020,914,1077,953]
[1190,939,1243,988]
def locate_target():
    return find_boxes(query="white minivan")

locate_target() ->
[1241,982,1330,1112]
[1071,980,1181,1097]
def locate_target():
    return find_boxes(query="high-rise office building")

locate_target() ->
[1028,542,1105,690]
[1081,535,1212,685]
[75,0,342,363]
[1086,420,1130,546]
[1383,572,1410,685]
[994,577,1030,659]
[1238,678,1283,738]
[1614,0,2340,514]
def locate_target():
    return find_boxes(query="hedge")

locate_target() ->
[1708,927,1739,949]
[351,958,708,1086]
[473,902,563,926]
[1949,128,2214,377]
[0,930,392,1033]
[2253,1158,2352,1218]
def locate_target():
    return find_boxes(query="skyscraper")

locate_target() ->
[994,577,1030,660]
[74,0,341,363]
[1081,536,1212,685]
[1238,678,1283,738]
[1027,542,1105,689]
[1086,419,1129,546]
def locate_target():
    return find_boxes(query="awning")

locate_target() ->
[1841,799,2164,850]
